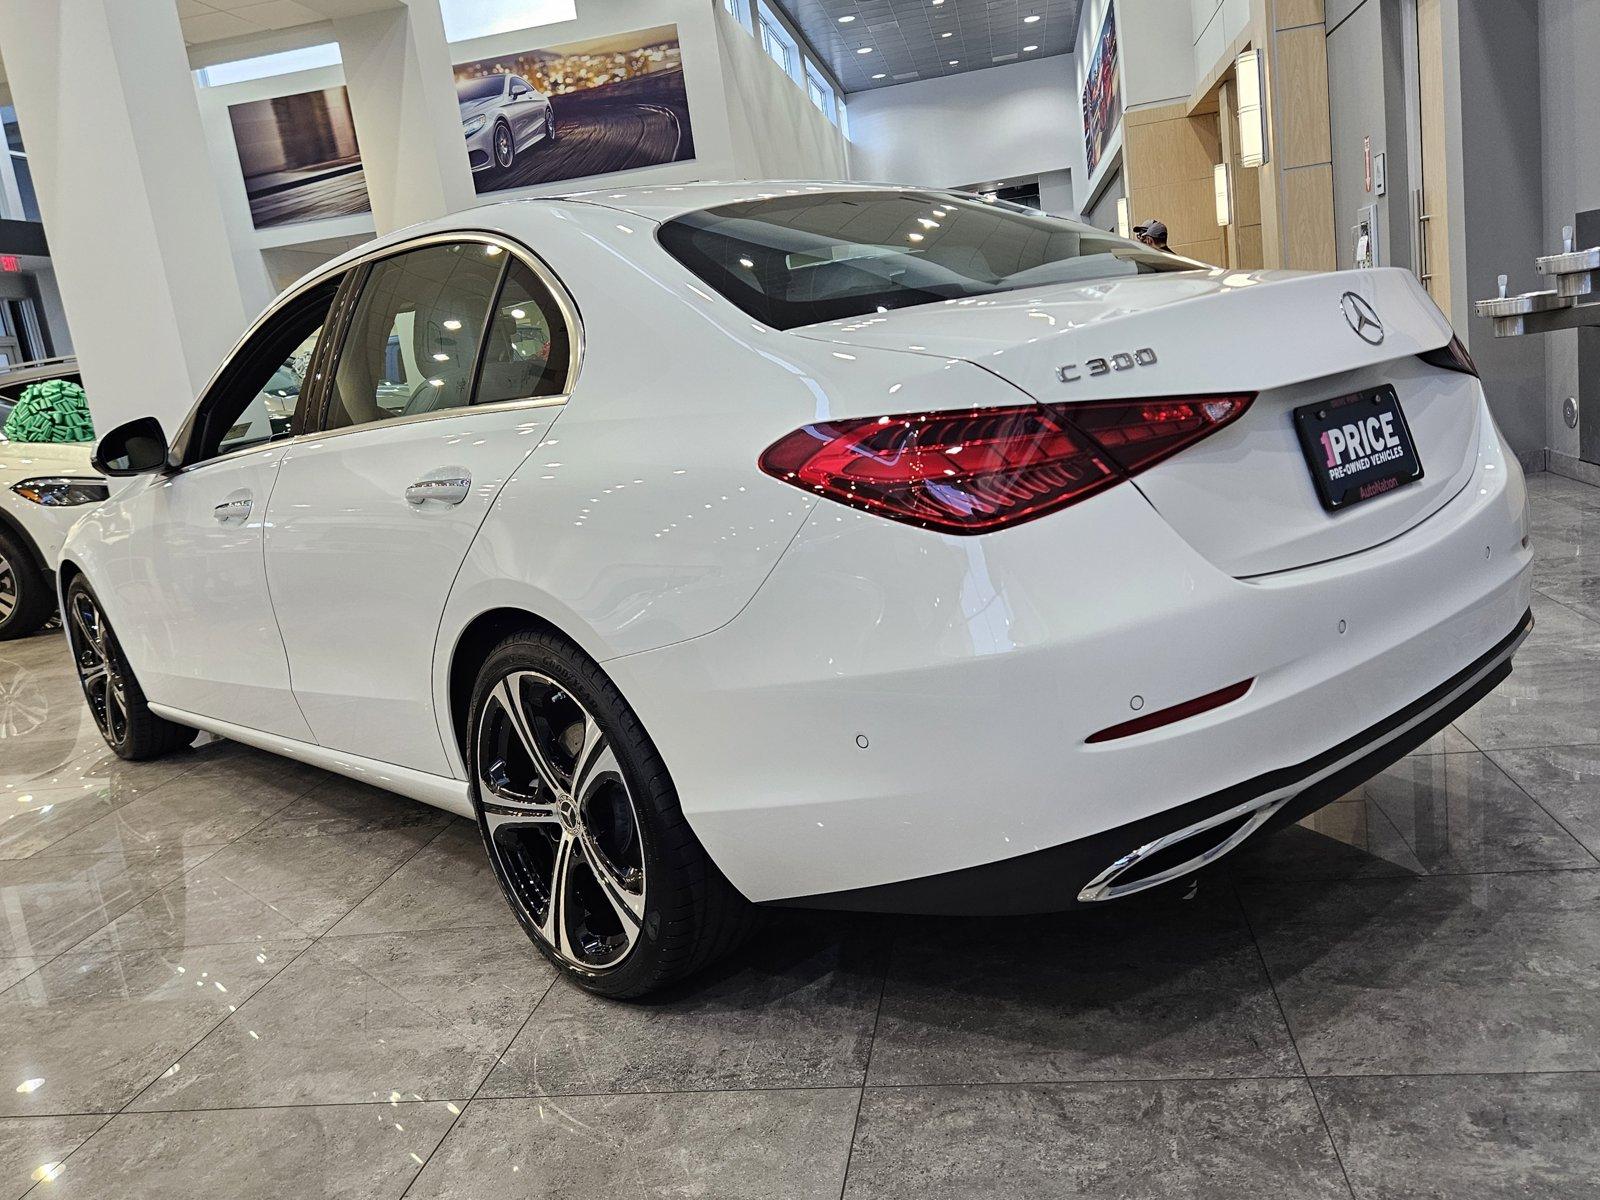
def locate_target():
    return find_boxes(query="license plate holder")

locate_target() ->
[1293,385,1424,512]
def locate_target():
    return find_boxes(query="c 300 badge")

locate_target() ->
[1057,347,1158,384]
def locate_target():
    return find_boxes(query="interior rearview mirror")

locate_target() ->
[92,416,170,477]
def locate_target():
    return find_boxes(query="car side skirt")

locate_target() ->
[147,704,474,818]
[770,608,1533,917]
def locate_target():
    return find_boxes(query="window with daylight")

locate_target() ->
[722,0,754,30]
[758,3,800,80]
[194,43,342,87]
[0,108,38,222]
[805,65,837,122]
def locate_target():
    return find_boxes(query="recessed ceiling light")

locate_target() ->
[948,59,959,65]
[872,72,887,79]
[1023,44,1039,51]
[932,0,945,5]
[940,30,953,37]
[856,46,873,54]
[1024,14,1041,22]
[838,14,855,22]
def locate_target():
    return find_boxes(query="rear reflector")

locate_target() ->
[1418,335,1479,378]
[759,395,1253,534]
[1086,679,1254,744]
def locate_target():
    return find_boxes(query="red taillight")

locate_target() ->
[1057,396,1254,474]
[1418,335,1479,378]
[759,395,1254,534]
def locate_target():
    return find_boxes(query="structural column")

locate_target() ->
[329,0,475,234]
[0,0,268,432]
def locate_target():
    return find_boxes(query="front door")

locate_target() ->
[97,289,337,739]
[265,238,577,777]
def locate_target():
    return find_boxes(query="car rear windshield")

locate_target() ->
[657,190,1195,330]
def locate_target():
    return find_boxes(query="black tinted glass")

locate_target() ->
[658,190,1193,330]
[457,76,503,102]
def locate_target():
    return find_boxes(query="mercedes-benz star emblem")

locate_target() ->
[1341,292,1385,345]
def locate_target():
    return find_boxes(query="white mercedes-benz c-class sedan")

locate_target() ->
[61,184,1532,996]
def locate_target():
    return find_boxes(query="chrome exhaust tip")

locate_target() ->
[1077,792,1291,903]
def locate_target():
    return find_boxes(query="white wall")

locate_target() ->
[1118,0,1195,108]
[1540,0,1600,460]
[846,54,1078,192]
[714,6,849,181]
[1190,0,1250,86]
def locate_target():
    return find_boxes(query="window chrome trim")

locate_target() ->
[171,227,584,467]
[291,392,568,448]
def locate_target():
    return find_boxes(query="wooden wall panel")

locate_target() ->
[1275,26,1332,168]
[1274,0,1324,30]
[1283,165,1338,271]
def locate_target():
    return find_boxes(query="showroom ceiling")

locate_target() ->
[176,0,329,44]
[771,0,1080,93]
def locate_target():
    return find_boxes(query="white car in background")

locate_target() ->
[60,184,1532,997]
[457,72,555,175]
[0,357,106,640]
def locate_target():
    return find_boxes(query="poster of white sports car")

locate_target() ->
[454,24,695,193]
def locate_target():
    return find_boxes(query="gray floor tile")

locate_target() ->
[408,1090,858,1200]
[482,917,887,1096]
[1453,661,1600,751]
[0,847,214,957]
[33,758,321,858]
[868,898,1300,1086]
[1243,870,1600,1075]
[1315,1073,1600,1200]
[324,820,517,937]
[0,940,302,1116]
[1362,752,1597,873]
[130,925,555,1109]
[0,958,45,996]
[243,776,452,840]
[40,1103,456,1200]
[1518,596,1600,667]
[0,781,140,860]
[1404,724,1478,756]
[0,1114,106,1199]
[842,1080,1350,1199]
[1227,798,1427,883]
[72,826,437,953]
[1490,744,1600,857]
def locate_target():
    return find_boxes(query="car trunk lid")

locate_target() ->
[794,267,1479,577]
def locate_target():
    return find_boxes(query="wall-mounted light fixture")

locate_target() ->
[1235,49,1267,169]
[1116,196,1131,239]
[1214,163,1233,227]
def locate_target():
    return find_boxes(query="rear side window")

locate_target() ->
[322,242,504,431]
[475,259,573,405]
[658,190,1193,330]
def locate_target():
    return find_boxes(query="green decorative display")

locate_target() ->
[2,379,95,444]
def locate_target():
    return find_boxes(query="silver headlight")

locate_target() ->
[11,477,110,507]
[463,114,487,136]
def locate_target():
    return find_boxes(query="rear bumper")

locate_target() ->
[608,398,1532,905]
[776,607,1530,914]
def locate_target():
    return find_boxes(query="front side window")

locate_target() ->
[323,242,504,431]
[658,190,1195,330]
[187,280,338,464]
[456,76,505,103]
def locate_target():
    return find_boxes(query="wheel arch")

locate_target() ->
[0,507,48,575]
[444,605,596,768]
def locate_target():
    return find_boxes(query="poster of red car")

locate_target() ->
[1082,7,1121,178]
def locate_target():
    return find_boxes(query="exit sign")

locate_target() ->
[0,256,19,273]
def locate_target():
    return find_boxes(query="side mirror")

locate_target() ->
[92,416,169,477]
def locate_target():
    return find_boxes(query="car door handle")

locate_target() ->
[405,476,471,506]
[213,495,252,523]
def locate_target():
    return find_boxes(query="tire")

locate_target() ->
[63,576,197,761]
[468,629,756,998]
[0,527,51,641]
[545,107,557,144]
[493,120,516,173]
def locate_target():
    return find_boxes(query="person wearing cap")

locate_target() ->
[1133,220,1171,252]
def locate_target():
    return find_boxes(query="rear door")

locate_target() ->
[264,235,577,776]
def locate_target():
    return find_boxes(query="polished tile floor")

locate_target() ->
[2,473,1600,1198]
